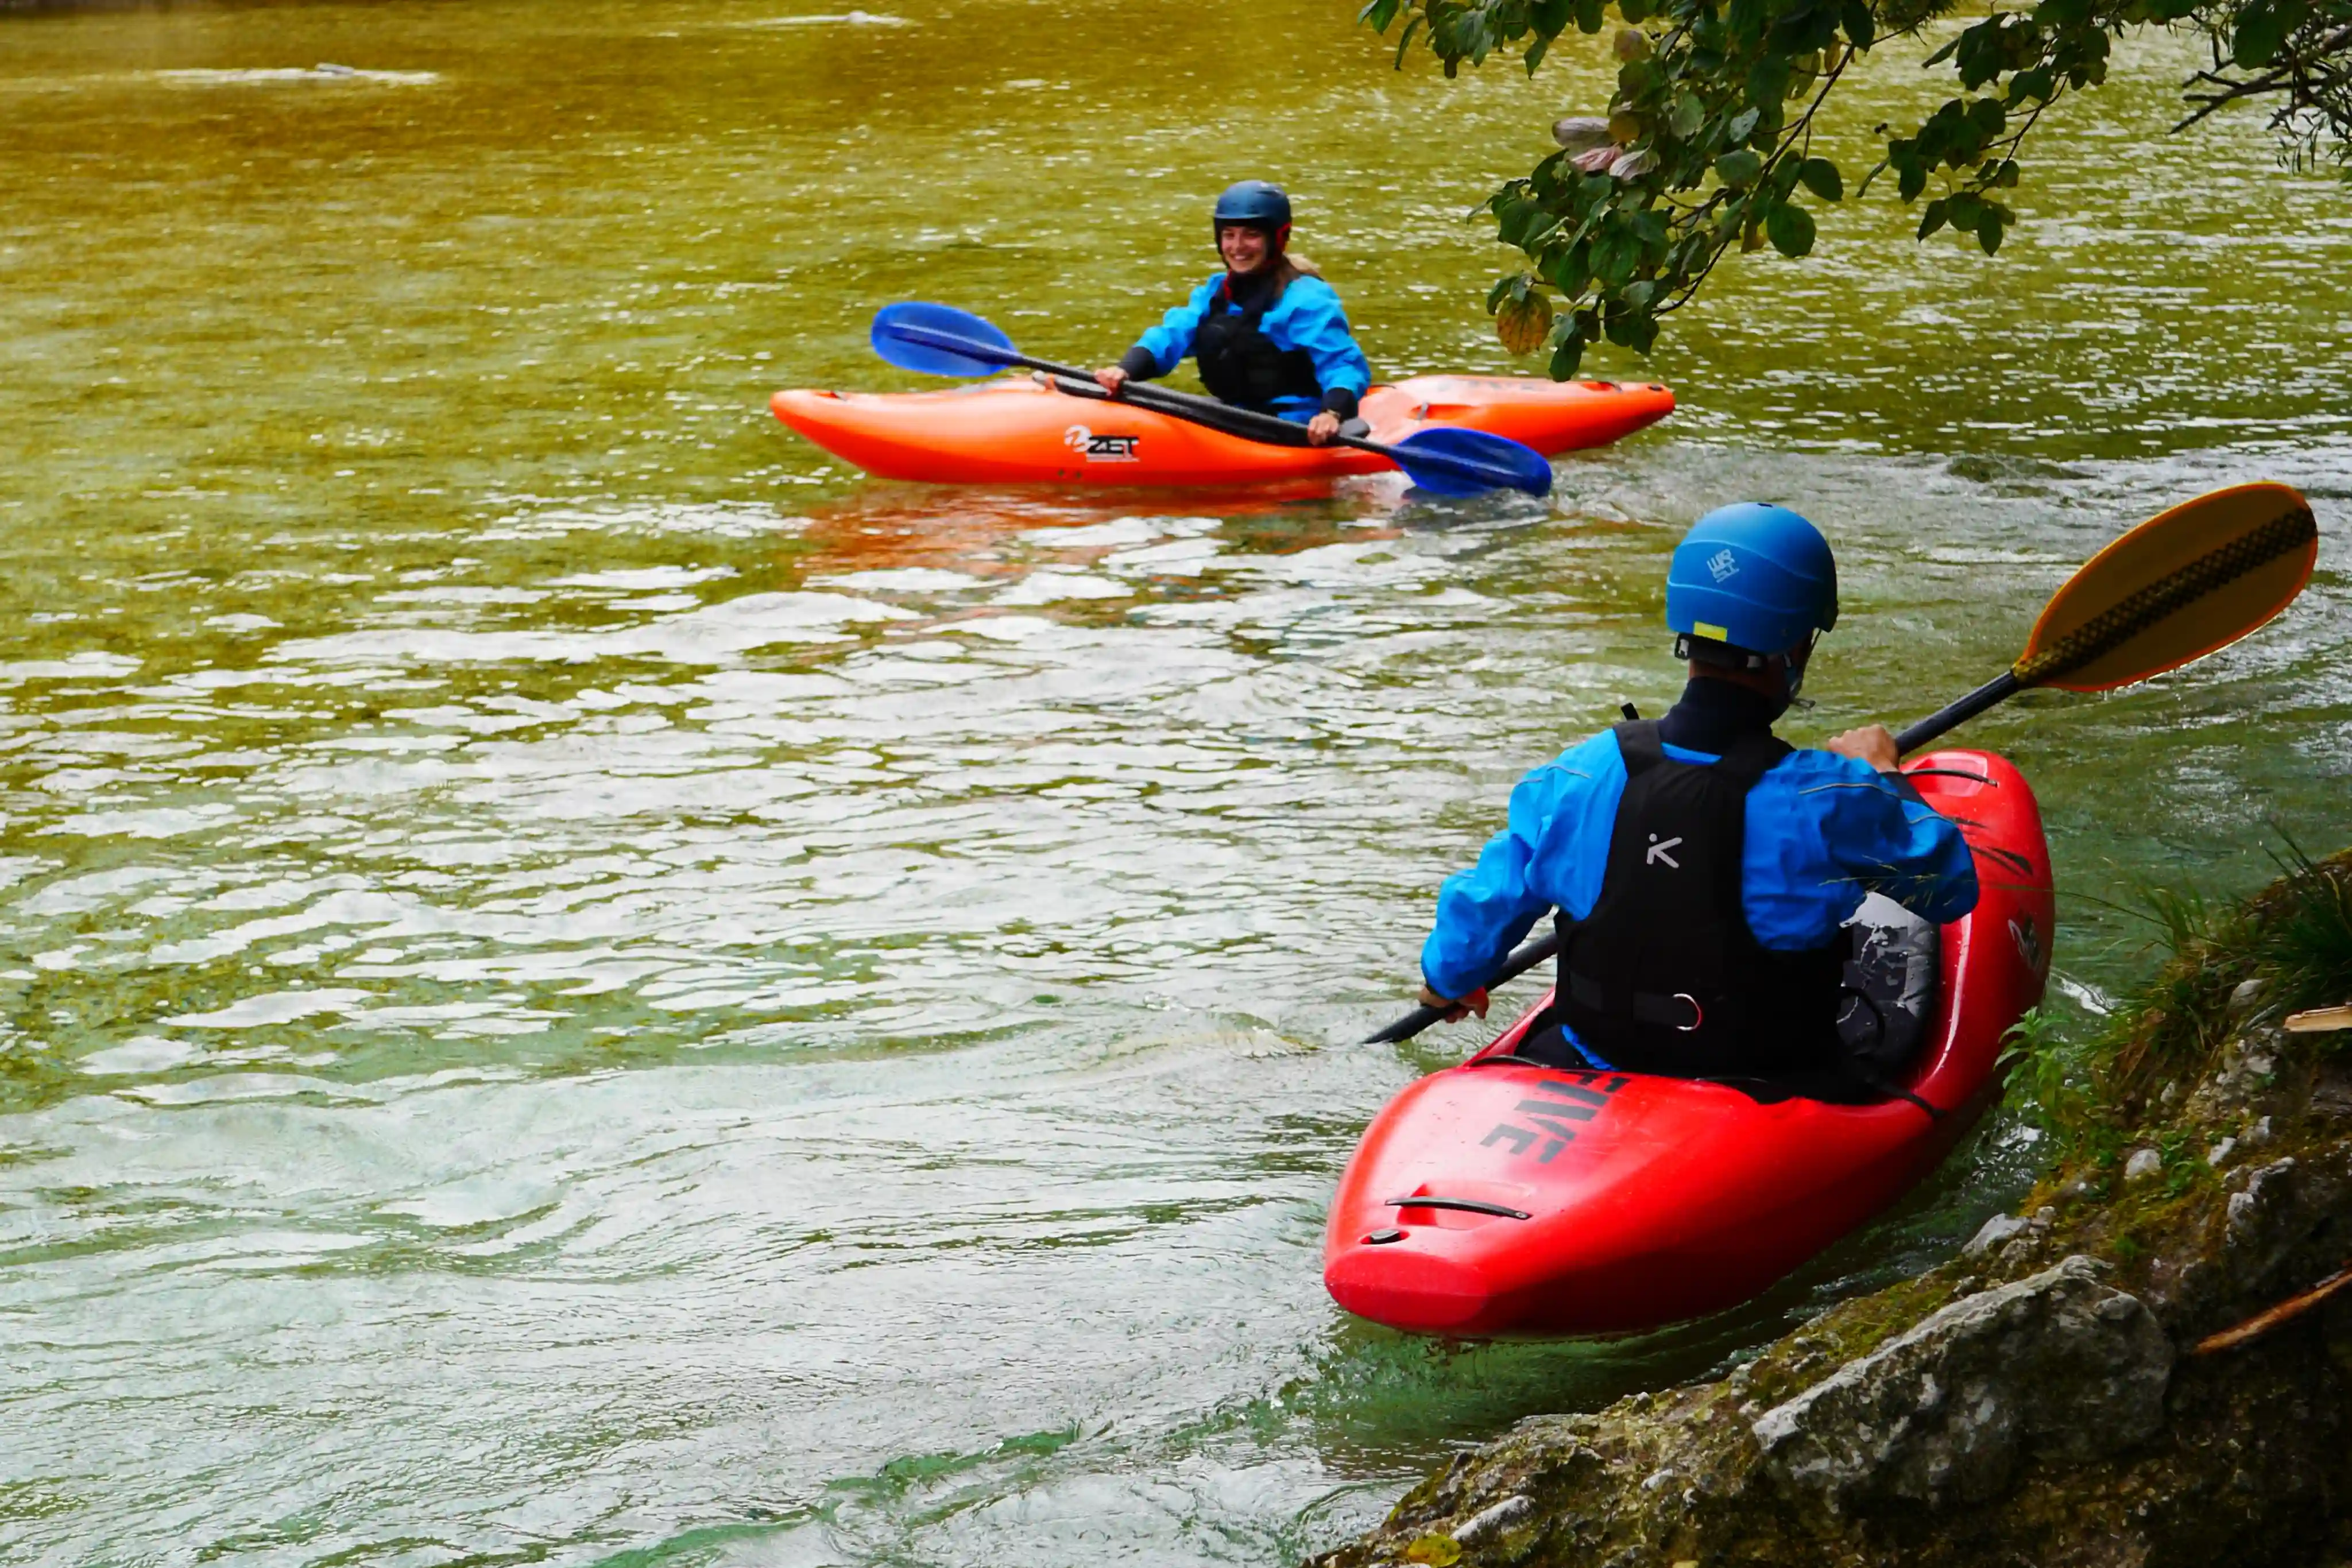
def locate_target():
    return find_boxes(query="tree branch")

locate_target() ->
[2175,22,2352,133]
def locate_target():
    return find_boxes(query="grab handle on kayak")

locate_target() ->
[1383,1195,1533,1221]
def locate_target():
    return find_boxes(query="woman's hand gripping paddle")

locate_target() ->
[1365,481,2322,1046]
[869,301,1554,499]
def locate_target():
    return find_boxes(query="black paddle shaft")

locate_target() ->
[1042,374,1312,447]
[893,326,1316,444]
[885,322,1500,476]
[1361,930,1562,1045]
[1893,671,2022,756]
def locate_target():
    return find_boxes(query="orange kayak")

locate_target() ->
[769,374,1674,487]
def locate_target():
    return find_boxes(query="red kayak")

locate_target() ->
[1324,749,2053,1337]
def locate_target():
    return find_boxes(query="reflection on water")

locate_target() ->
[0,0,2347,1565]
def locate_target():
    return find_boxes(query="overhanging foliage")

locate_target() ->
[1364,0,2352,374]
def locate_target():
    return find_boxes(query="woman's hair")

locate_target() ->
[1274,253,1323,282]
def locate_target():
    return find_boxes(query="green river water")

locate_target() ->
[1,1,2347,1563]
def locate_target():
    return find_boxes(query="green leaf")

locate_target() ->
[1976,212,2004,253]
[2007,67,2054,104]
[1524,33,1550,73]
[1798,156,1843,201]
[1620,0,1651,20]
[1621,279,1658,309]
[1548,331,1588,381]
[1618,58,1661,97]
[1947,191,1983,229]
[1715,148,1765,185]
[1743,57,1790,107]
[1765,200,1816,256]
[1494,198,1531,247]
[1499,198,1556,250]
[1726,106,1761,142]
[1766,10,1824,55]
[1531,0,1574,30]
[1486,275,1519,311]
[1667,92,1704,140]
[1954,21,2005,88]
[2232,0,2298,68]
[1897,161,1926,202]
[1840,0,1875,49]
[1543,241,1593,298]
[1393,14,1423,67]
[1358,0,1401,29]
[1592,230,1639,287]
[1573,0,1607,32]
[1917,198,1948,238]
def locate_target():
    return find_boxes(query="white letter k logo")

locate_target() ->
[1646,834,1683,868]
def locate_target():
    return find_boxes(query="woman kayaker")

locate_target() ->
[1093,181,1371,446]
[1413,504,1982,1082]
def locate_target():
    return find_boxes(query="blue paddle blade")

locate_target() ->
[871,301,1022,377]
[1388,426,1554,498]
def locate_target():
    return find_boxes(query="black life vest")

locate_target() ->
[1194,274,1323,413]
[1556,721,1845,1077]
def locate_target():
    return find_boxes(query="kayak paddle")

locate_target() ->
[1365,480,2321,1046]
[868,301,1554,500]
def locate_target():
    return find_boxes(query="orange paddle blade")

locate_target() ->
[2013,482,2318,693]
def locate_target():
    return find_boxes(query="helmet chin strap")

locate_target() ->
[1784,630,1820,703]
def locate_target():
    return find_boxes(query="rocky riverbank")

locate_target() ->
[1314,852,2352,1568]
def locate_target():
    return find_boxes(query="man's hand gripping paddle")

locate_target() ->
[868,301,1554,500]
[1364,482,2322,1046]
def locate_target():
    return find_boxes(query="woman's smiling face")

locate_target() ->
[1217,223,1272,274]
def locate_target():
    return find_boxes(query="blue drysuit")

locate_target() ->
[1420,681,1980,1039]
[1117,272,1372,422]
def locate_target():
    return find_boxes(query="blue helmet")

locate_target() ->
[1665,503,1839,659]
[1212,180,1292,235]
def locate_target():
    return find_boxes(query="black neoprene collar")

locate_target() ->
[1656,676,1784,753]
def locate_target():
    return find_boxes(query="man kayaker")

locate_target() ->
[1413,504,1981,1081]
[1093,181,1372,447]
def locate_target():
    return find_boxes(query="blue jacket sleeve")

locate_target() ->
[1129,277,1221,378]
[1267,277,1372,412]
[1418,735,1620,1000]
[1743,753,1980,946]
